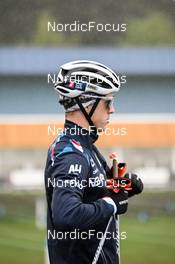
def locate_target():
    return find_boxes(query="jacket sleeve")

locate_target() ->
[49,152,114,231]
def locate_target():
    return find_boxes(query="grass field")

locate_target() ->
[0,192,175,264]
[121,216,175,264]
[0,216,45,264]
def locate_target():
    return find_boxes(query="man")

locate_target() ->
[44,60,143,264]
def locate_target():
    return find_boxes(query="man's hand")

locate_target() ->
[124,173,144,197]
[103,190,128,215]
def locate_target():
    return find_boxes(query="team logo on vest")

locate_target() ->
[90,158,95,167]
[90,158,100,175]
[89,173,105,187]
[68,164,82,174]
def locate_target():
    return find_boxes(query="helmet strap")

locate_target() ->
[89,98,100,118]
[75,97,101,134]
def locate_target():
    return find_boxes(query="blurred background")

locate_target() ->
[0,0,175,263]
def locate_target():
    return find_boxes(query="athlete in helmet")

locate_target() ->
[54,60,120,133]
[44,60,143,264]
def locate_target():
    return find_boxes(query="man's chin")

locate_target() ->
[96,124,108,133]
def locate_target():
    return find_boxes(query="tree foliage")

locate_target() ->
[0,0,174,46]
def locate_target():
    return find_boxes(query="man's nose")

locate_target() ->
[109,104,115,114]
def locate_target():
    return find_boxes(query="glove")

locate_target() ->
[124,173,144,197]
[106,177,132,193]
[103,190,128,215]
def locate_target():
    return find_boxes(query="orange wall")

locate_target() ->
[0,122,175,149]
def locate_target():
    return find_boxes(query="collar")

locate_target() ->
[64,120,98,148]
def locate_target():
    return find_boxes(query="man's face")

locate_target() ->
[90,94,115,131]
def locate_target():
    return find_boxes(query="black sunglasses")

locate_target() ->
[103,98,114,110]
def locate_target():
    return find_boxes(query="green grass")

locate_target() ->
[0,215,174,264]
[0,216,45,264]
[0,191,175,264]
[120,216,175,264]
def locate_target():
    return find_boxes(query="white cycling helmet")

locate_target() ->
[53,60,120,135]
[54,60,120,98]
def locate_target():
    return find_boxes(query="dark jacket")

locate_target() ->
[44,120,118,264]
